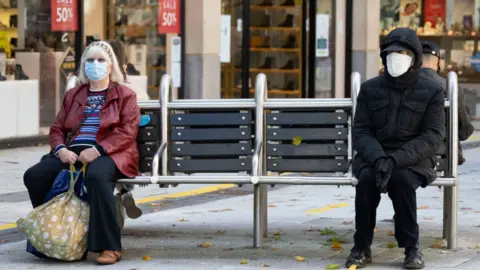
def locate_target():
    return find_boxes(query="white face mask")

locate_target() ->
[386,52,413,77]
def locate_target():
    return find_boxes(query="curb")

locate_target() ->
[461,140,480,150]
[0,135,49,150]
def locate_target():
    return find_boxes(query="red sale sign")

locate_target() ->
[158,0,181,34]
[51,0,78,32]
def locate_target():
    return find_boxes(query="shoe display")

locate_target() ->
[126,63,140,75]
[345,246,372,268]
[9,15,17,28]
[258,0,274,6]
[115,14,128,26]
[15,64,29,80]
[404,246,425,269]
[252,14,270,27]
[282,35,296,48]
[284,80,295,90]
[278,14,294,27]
[0,73,6,81]
[280,0,295,6]
[259,57,275,69]
[280,59,295,69]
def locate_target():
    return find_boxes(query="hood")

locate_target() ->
[380,28,423,70]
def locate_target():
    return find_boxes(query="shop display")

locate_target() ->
[222,0,303,98]
[107,0,167,99]
[380,0,480,83]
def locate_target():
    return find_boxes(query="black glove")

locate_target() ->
[376,157,396,193]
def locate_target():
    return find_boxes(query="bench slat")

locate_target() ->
[266,112,348,125]
[139,159,153,173]
[170,159,252,173]
[267,159,349,172]
[267,144,348,157]
[266,128,348,140]
[171,143,252,156]
[137,127,160,142]
[171,128,252,141]
[138,142,158,157]
[171,112,252,126]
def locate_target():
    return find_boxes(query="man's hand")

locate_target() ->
[376,158,396,193]
[57,149,78,164]
[78,148,100,164]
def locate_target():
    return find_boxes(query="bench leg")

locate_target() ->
[443,187,451,239]
[446,186,458,249]
[253,184,263,248]
[260,184,268,237]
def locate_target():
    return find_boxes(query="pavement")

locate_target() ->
[0,138,479,269]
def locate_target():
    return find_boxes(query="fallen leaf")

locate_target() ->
[326,237,345,244]
[263,263,270,267]
[240,259,247,264]
[215,230,226,236]
[178,218,186,222]
[331,242,344,251]
[224,248,234,251]
[150,203,160,206]
[387,241,397,249]
[268,204,277,208]
[348,264,358,270]
[292,136,303,146]
[388,231,395,236]
[209,208,233,213]
[342,221,353,225]
[417,205,430,209]
[271,248,276,251]
[320,227,337,236]
[143,255,151,261]
[295,256,305,262]
[0,240,8,243]
[423,217,433,220]
[431,239,444,249]
[198,242,212,248]
[273,231,284,236]
[326,264,340,269]
[461,207,472,211]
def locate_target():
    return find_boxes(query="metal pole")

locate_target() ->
[443,187,451,239]
[241,0,250,98]
[447,72,459,249]
[160,75,172,179]
[253,73,266,248]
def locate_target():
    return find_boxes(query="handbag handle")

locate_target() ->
[68,164,88,193]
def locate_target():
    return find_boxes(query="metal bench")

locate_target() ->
[116,71,459,250]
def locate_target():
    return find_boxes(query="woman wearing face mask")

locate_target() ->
[23,41,140,265]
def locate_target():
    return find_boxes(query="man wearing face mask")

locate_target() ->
[420,41,474,165]
[346,28,445,269]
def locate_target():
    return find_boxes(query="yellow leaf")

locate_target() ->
[326,264,341,269]
[387,241,397,249]
[273,231,284,236]
[331,242,344,251]
[178,218,185,222]
[388,231,395,236]
[292,136,303,146]
[143,255,151,261]
[268,204,277,208]
[263,263,270,267]
[417,205,430,210]
[240,259,247,264]
[150,203,160,206]
[431,239,444,249]
[198,242,212,248]
[348,264,357,270]
[295,256,305,262]
[209,208,233,213]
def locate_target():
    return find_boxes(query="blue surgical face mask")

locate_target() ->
[85,60,108,81]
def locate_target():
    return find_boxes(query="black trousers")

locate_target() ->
[23,155,123,252]
[353,167,424,248]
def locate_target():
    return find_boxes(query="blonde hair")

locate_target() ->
[78,41,124,84]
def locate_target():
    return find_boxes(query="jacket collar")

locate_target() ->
[74,82,119,105]
[419,67,438,77]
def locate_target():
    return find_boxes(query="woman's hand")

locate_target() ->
[57,149,78,164]
[79,148,100,164]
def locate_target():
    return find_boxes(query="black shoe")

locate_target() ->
[259,57,275,69]
[282,35,296,48]
[280,59,295,69]
[345,246,372,268]
[115,14,128,26]
[404,247,425,269]
[126,63,140,75]
[9,15,17,28]
[278,14,294,27]
[0,73,6,81]
[280,0,295,6]
[15,64,28,80]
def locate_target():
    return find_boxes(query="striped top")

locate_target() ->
[69,89,107,148]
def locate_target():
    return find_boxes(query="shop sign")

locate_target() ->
[59,47,76,79]
[424,0,446,26]
[51,0,78,32]
[220,15,231,63]
[315,14,329,58]
[158,0,181,34]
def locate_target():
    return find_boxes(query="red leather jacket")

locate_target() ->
[50,83,140,178]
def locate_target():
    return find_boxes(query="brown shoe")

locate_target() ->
[96,250,121,265]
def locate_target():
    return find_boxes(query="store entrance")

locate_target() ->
[220,0,336,99]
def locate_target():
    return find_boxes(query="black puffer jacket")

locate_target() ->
[419,68,474,165]
[352,28,446,186]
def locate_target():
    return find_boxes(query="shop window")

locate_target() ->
[380,0,480,83]
[107,0,167,99]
